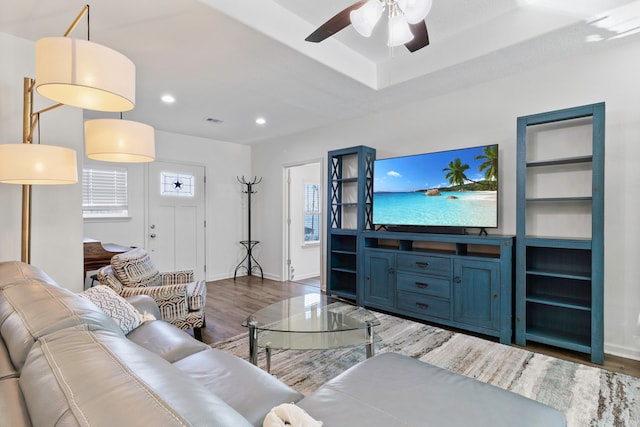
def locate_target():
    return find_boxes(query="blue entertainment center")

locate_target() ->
[327,102,605,363]
[326,145,513,345]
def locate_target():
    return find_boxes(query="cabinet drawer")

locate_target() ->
[397,272,450,299]
[397,292,450,320]
[397,254,451,277]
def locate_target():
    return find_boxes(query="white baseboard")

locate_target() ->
[605,343,640,361]
[290,272,320,281]
[208,271,281,282]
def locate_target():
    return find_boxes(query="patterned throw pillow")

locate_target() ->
[81,285,142,334]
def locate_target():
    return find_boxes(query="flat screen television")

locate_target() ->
[373,144,498,231]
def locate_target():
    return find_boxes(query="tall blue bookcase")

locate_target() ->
[515,103,605,364]
[326,146,376,302]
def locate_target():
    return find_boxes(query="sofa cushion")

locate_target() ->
[174,348,304,427]
[297,352,566,427]
[111,248,162,288]
[20,325,252,427]
[126,319,209,363]
[0,335,17,380]
[0,378,31,427]
[81,285,143,334]
[0,260,57,291]
[0,278,122,372]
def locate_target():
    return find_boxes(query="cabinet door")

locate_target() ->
[363,251,395,309]
[453,259,499,330]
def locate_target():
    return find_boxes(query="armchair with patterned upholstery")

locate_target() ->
[97,248,207,341]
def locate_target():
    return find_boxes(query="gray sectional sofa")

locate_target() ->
[0,260,566,426]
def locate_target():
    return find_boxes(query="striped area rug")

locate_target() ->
[212,311,640,427]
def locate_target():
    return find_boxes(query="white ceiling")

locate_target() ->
[1,0,639,144]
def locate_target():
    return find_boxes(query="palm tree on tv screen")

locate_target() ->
[442,158,470,188]
[475,145,498,190]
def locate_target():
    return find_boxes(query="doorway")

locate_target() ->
[146,161,206,280]
[284,161,322,286]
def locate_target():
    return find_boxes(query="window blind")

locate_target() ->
[82,167,128,217]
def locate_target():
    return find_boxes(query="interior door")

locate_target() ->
[147,161,206,279]
[284,163,321,282]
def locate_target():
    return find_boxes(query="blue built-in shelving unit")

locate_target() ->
[515,103,605,364]
[326,146,376,303]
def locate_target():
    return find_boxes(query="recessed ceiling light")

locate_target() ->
[585,34,603,43]
[255,117,266,125]
[161,94,176,104]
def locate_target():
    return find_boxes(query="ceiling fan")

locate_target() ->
[305,0,432,52]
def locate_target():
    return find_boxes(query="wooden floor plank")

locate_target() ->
[199,276,639,378]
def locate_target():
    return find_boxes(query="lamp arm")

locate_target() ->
[23,78,64,144]
[63,5,89,37]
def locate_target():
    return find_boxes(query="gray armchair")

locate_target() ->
[97,248,206,340]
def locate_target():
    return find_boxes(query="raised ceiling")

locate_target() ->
[1,0,639,144]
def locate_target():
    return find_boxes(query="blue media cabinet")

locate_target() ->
[515,103,605,364]
[361,232,514,344]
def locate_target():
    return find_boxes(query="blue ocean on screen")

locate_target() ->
[373,191,497,228]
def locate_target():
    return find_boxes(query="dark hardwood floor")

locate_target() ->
[200,276,640,378]
[201,275,321,344]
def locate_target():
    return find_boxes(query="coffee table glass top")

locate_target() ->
[242,294,379,333]
[242,294,380,352]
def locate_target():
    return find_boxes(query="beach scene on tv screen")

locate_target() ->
[373,145,498,228]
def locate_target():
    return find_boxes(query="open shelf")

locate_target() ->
[526,155,592,167]
[526,196,592,202]
[516,102,604,364]
[526,302,592,350]
[363,232,508,260]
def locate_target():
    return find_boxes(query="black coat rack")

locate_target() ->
[234,176,264,279]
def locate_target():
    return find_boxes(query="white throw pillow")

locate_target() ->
[81,285,143,334]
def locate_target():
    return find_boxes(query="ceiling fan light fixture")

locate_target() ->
[388,14,414,46]
[350,0,384,37]
[397,0,433,24]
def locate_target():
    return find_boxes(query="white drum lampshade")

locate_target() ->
[85,119,155,163]
[0,144,78,185]
[35,37,135,113]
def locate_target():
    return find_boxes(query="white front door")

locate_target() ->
[147,161,206,279]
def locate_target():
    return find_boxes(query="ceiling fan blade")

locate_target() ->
[305,0,368,43]
[405,20,430,52]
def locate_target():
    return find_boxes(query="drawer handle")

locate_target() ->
[415,282,430,289]
[415,302,429,310]
[415,261,429,269]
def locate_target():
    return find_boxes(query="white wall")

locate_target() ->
[84,130,251,282]
[251,38,640,360]
[0,32,84,291]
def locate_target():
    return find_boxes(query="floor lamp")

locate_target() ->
[0,5,153,264]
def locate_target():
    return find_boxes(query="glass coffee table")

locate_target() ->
[242,294,380,372]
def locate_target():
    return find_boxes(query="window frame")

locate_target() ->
[303,182,321,245]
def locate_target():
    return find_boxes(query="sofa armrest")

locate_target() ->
[161,270,194,285]
[125,295,161,320]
